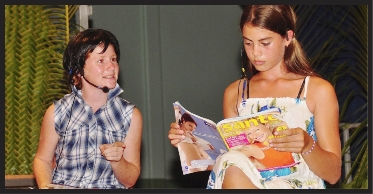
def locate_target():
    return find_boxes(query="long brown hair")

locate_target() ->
[240,5,318,77]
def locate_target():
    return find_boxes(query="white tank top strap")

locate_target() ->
[242,78,247,107]
[303,76,310,99]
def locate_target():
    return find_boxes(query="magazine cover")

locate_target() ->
[173,101,228,175]
[174,101,300,174]
[216,108,284,151]
[216,108,300,172]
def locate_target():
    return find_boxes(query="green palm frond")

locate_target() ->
[5,5,80,175]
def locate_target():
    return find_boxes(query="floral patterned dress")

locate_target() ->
[206,76,325,189]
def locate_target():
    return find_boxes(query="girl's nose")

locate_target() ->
[252,45,262,57]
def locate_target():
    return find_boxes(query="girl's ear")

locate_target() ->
[288,30,295,40]
[285,30,295,46]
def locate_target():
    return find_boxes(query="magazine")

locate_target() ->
[174,101,298,175]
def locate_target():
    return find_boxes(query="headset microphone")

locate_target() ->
[82,76,109,93]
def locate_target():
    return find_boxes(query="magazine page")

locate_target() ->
[216,108,300,171]
[173,101,228,175]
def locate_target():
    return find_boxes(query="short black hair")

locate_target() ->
[62,28,120,88]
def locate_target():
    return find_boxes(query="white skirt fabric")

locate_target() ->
[206,151,325,189]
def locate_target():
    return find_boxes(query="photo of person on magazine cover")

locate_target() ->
[177,112,215,174]
[238,117,297,171]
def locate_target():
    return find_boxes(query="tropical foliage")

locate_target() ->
[5,5,80,175]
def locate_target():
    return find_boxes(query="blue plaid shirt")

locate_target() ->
[52,83,135,189]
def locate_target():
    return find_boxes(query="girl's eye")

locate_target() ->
[111,58,117,62]
[262,42,270,46]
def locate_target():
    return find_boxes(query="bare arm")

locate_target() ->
[33,104,59,188]
[100,107,142,188]
[302,76,341,184]
[269,76,341,184]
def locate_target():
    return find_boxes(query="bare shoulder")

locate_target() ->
[131,107,143,125]
[40,103,55,132]
[132,106,142,117]
[307,76,338,113]
[223,79,245,117]
[224,79,245,98]
[43,103,55,120]
[308,76,336,94]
